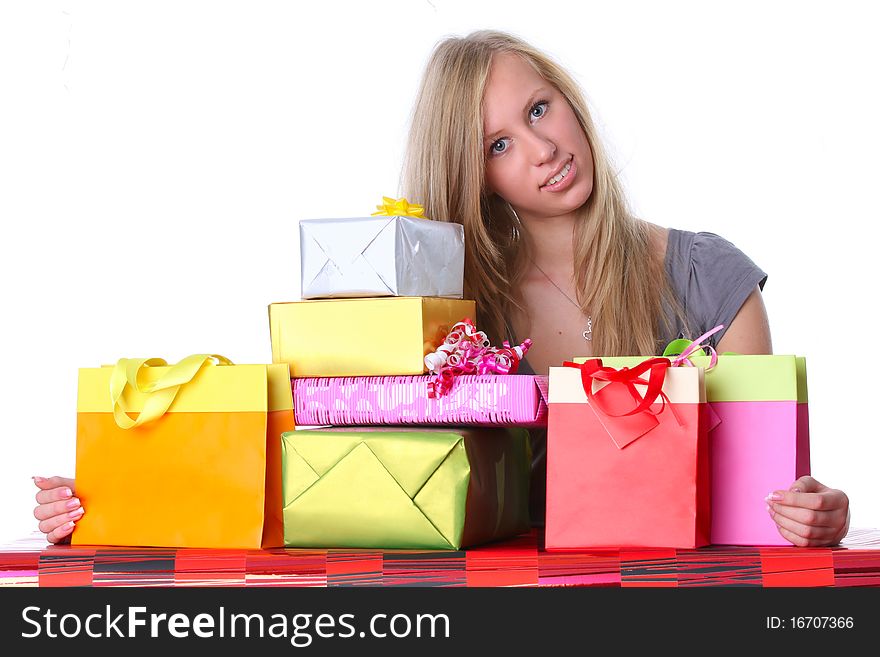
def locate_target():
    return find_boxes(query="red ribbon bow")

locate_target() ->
[563,357,682,425]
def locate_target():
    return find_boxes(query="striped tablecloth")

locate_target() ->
[2,528,878,588]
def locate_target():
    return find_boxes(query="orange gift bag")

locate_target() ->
[72,355,294,548]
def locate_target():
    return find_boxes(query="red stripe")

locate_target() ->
[760,548,835,587]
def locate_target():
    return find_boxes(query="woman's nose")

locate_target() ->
[525,131,556,165]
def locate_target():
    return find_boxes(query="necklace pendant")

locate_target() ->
[583,316,593,341]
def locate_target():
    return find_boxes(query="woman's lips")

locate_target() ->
[540,157,576,192]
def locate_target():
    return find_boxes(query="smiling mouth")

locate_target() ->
[540,157,574,189]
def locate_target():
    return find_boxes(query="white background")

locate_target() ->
[1,0,878,542]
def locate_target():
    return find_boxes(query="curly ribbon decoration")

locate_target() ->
[424,318,532,398]
[663,324,725,370]
[370,196,426,219]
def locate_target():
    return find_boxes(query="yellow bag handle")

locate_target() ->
[110,354,233,429]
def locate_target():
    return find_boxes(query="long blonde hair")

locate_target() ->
[403,30,681,356]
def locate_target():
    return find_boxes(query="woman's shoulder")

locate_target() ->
[645,222,669,261]
[656,226,761,276]
[645,223,743,262]
[659,224,768,343]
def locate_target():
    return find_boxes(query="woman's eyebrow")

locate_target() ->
[483,87,551,143]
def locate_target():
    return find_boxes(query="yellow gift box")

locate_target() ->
[269,297,476,377]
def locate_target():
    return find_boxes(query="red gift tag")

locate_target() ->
[590,381,660,449]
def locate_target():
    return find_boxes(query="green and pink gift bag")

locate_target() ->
[679,352,810,545]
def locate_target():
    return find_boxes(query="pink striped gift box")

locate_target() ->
[292,374,548,427]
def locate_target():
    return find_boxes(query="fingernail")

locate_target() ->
[766,492,783,501]
[791,487,802,493]
[60,488,72,499]
[60,521,75,532]
[65,498,81,510]
[68,507,84,519]
[765,504,772,513]
[32,476,46,484]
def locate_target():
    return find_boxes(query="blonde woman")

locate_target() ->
[33,31,850,549]
[402,30,850,546]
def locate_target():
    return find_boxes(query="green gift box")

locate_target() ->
[281,427,531,549]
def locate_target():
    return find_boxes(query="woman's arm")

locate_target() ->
[715,286,772,355]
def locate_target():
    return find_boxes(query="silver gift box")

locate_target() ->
[299,215,465,299]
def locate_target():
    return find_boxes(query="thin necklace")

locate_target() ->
[531,260,593,341]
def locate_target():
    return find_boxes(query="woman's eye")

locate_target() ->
[489,138,510,155]
[529,101,548,122]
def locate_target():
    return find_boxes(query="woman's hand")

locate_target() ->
[766,476,850,546]
[33,476,83,544]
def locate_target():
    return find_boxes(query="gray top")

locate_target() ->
[659,228,768,349]
[513,228,767,525]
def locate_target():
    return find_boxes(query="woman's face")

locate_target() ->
[482,53,594,223]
